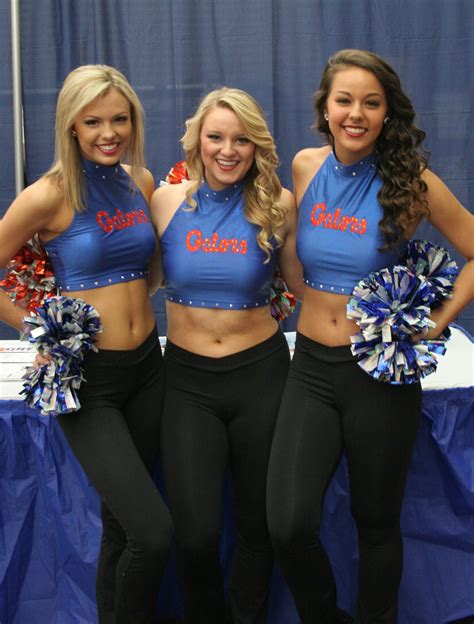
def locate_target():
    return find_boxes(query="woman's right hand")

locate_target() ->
[34,352,52,369]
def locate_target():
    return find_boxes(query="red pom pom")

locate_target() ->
[0,238,58,312]
[166,160,190,185]
[270,270,297,321]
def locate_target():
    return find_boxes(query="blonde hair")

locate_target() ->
[45,64,146,212]
[181,87,286,260]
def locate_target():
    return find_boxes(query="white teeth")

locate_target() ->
[98,144,119,152]
[217,159,238,166]
[344,127,366,135]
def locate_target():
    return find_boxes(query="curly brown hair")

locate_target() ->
[313,49,430,250]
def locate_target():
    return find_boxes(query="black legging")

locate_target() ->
[267,333,421,624]
[57,328,173,624]
[161,330,290,624]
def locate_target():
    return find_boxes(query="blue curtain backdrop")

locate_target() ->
[0,0,473,336]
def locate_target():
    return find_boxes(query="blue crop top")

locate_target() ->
[161,181,276,309]
[44,159,156,292]
[296,151,405,294]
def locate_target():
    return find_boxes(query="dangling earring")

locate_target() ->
[71,130,77,137]
[324,112,329,121]
[383,117,390,125]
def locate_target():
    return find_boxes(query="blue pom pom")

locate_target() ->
[405,239,458,308]
[347,240,457,384]
[347,265,448,384]
[21,296,103,414]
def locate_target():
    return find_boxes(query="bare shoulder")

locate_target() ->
[140,167,154,201]
[422,167,467,213]
[292,146,331,204]
[421,167,474,259]
[292,145,331,175]
[151,179,192,205]
[150,180,192,236]
[7,176,63,223]
[0,176,64,265]
[122,164,154,202]
[278,186,296,210]
[276,187,297,238]
[421,167,443,191]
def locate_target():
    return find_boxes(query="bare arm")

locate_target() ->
[286,147,332,303]
[422,169,474,337]
[427,262,474,337]
[146,185,166,296]
[0,177,62,329]
[147,182,189,295]
[122,164,155,204]
[292,146,331,205]
[146,234,163,296]
[0,290,24,330]
[276,188,304,301]
[138,167,155,204]
[0,179,62,267]
[126,166,164,296]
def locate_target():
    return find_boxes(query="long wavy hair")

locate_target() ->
[181,87,286,260]
[45,64,146,213]
[313,49,429,249]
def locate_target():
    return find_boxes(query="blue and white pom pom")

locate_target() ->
[347,266,446,384]
[405,239,458,308]
[21,296,103,415]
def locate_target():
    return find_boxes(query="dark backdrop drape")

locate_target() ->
[0,3,15,234]
[0,0,473,337]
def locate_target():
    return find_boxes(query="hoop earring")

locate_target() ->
[324,112,329,121]
[383,117,390,125]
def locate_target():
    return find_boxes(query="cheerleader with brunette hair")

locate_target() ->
[267,49,474,624]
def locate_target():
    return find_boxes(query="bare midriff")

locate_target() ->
[67,279,155,350]
[166,301,279,357]
[297,286,358,347]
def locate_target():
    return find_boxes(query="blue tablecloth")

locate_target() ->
[0,387,473,623]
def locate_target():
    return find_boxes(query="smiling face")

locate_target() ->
[199,105,256,190]
[325,66,388,165]
[72,88,132,164]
